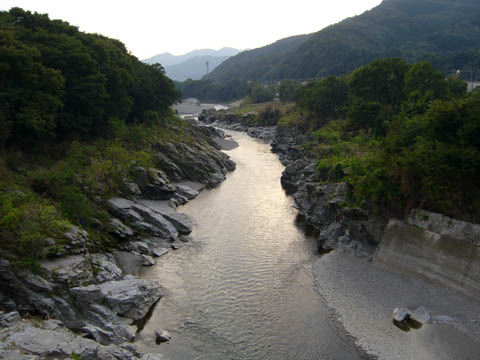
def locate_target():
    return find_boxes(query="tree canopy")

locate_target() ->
[291,57,478,219]
[0,8,180,150]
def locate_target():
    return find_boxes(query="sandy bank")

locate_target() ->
[313,251,480,360]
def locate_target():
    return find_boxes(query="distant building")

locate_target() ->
[466,81,480,92]
[452,69,480,92]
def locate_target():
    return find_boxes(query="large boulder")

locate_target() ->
[0,318,156,359]
[132,203,179,240]
[137,200,193,235]
[71,277,163,321]
[106,198,179,239]
[156,141,235,185]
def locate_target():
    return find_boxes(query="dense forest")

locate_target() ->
[0,7,179,151]
[279,58,479,221]
[205,0,480,83]
[0,8,185,264]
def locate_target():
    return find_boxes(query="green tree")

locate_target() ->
[278,79,300,102]
[0,7,180,148]
[250,84,275,103]
[349,58,409,113]
[299,76,348,125]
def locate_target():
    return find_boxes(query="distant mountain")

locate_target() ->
[142,47,241,67]
[165,55,231,81]
[206,0,480,83]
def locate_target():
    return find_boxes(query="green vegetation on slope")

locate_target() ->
[205,0,480,83]
[0,8,186,267]
[280,58,479,221]
[204,34,311,83]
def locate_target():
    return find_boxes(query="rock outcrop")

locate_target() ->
[198,109,277,141]
[0,313,164,359]
[0,120,236,357]
[271,127,384,258]
[273,125,480,300]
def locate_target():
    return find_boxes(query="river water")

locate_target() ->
[137,131,364,359]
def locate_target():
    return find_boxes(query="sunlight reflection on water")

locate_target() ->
[137,131,362,360]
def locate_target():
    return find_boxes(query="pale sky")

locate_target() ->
[0,0,383,59]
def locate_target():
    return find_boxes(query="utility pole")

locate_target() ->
[206,61,209,75]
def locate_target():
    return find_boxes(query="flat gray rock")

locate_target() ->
[132,203,179,239]
[113,251,141,276]
[175,184,199,200]
[137,200,193,235]
[393,307,410,322]
[152,248,169,257]
[71,277,162,321]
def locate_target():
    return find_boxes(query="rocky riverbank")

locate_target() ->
[0,122,235,359]
[271,120,480,359]
[200,107,480,359]
[198,108,277,141]
[199,109,383,258]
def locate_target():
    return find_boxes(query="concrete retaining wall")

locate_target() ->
[374,218,480,300]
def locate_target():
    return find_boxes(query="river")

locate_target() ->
[136,130,365,359]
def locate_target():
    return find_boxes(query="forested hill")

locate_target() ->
[206,0,480,83]
[203,34,311,83]
[0,7,179,149]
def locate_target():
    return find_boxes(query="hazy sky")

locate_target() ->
[0,0,383,59]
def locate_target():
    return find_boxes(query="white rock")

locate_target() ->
[393,307,410,322]
[411,305,432,324]
[155,328,171,342]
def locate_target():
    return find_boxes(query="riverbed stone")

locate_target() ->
[393,307,410,322]
[152,248,169,257]
[411,305,432,324]
[155,328,171,342]
[170,242,184,250]
[141,255,155,266]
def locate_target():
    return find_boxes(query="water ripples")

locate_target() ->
[137,132,362,360]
